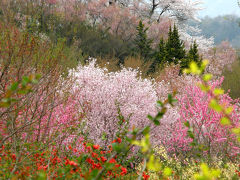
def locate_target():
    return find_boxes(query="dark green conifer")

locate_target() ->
[188,41,200,64]
[165,25,173,63]
[156,38,166,64]
[149,38,166,73]
[181,41,201,71]
[165,24,186,64]
[134,20,152,59]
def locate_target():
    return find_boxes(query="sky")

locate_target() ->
[198,0,240,17]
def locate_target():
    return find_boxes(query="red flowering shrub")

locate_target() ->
[0,22,87,177]
[0,139,133,179]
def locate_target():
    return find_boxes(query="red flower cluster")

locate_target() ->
[83,142,128,178]
[93,144,100,150]
[143,172,150,180]
[235,169,240,177]
[11,154,16,161]
[0,140,130,179]
[65,159,78,166]
[112,137,122,144]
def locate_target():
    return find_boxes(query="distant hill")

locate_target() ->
[199,0,240,17]
[189,15,240,48]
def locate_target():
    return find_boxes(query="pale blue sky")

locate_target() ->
[198,0,240,17]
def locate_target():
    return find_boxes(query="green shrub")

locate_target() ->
[222,59,240,99]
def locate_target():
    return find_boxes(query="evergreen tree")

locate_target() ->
[134,20,152,59]
[181,41,201,71]
[165,24,186,64]
[165,26,173,63]
[156,38,166,64]
[149,38,166,73]
[147,24,201,74]
[188,41,200,64]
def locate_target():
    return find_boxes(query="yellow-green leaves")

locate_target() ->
[220,117,231,126]
[201,59,209,69]
[213,88,224,96]
[184,62,201,74]
[198,83,210,92]
[132,134,150,153]
[163,167,172,177]
[146,155,161,172]
[203,74,212,82]
[184,60,209,75]
[225,106,233,115]
[209,99,222,112]
[232,128,240,135]
[190,62,201,74]
[208,99,233,126]
[232,128,240,142]
[194,163,220,180]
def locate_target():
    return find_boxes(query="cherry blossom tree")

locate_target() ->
[63,60,158,145]
[86,0,139,40]
[204,41,237,76]
[86,0,213,49]
[58,59,240,158]
[1,0,214,49]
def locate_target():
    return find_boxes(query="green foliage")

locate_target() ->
[149,38,166,73]
[194,163,221,180]
[134,20,153,59]
[0,75,41,108]
[149,25,201,73]
[181,41,201,71]
[53,20,134,63]
[165,25,186,64]
[188,41,200,64]
[222,60,240,99]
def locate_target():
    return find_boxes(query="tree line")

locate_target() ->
[135,21,201,73]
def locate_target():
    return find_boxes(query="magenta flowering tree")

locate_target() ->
[168,77,240,157]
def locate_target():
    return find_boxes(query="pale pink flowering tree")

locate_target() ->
[87,0,138,40]
[179,24,214,51]
[147,18,172,47]
[204,41,237,76]
[46,0,57,5]
[114,0,203,21]
[2,0,213,47]
[60,60,239,157]
[64,60,159,145]
[55,0,87,21]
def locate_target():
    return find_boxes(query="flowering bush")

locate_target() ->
[204,41,237,76]
[168,77,240,157]
[59,59,240,160]
[0,22,87,176]
[63,60,158,146]
[0,3,239,178]
[0,140,137,179]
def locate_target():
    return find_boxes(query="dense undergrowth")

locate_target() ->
[0,0,240,179]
